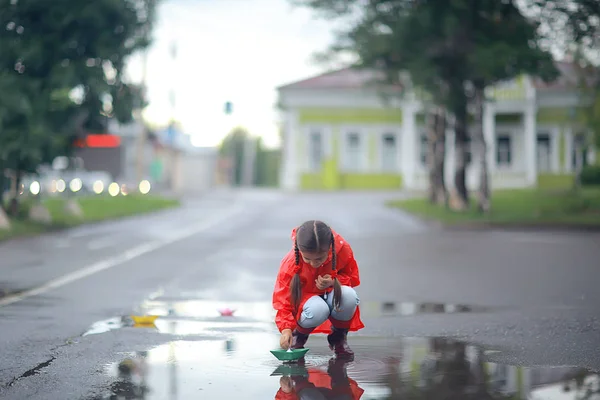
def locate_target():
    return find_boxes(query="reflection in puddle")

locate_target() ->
[83,298,597,398]
[82,299,493,337]
[138,298,492,318]
[88,333,599,399]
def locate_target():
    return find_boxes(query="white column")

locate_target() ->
[524,103,537,186]
[280,110,300,190]
[564,127,573,173]
[589,146,597,165]
[483,102,496,174]
[402,101,417,189]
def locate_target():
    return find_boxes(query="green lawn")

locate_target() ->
[388,187,600,227]
[0,195,180,242]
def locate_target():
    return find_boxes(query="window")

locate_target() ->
[381,133,398,171]
[420,134,428,166]
[308,130,323,171]
[344,132,363,170]
[537,133,551,172]
[571,133,589,169]
[496,135,512,166]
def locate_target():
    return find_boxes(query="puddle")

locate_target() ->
[82,299,490,337]
[87,334,598,399]
[144,298,492,317]
[83,298,597,398]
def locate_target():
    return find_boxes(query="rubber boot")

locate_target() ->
[327,327,354,359]
[327,357,350,388]
[291,329,311,350]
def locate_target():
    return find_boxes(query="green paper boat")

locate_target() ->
[270,364,309,377]
[270,348,310,362]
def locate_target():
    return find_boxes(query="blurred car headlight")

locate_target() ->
[30,181,41,195]
[92,180,104,194]
[108,182,120,197]
[139,180,151,194]
[69,178,83,192]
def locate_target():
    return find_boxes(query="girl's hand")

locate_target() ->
[316,274,333,290]
[280,329,293,349]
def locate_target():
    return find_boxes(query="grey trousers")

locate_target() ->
[298,286,360,329]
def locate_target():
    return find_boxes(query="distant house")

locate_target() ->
[276,62,596,191]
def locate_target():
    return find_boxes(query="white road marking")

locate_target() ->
[0,204,245,308]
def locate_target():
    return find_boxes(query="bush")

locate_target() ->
[581,165,600,186]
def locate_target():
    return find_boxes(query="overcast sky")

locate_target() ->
[124,0,344,148]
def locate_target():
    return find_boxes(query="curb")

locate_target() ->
[441,222,600,233]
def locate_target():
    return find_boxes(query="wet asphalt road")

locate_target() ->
[0,188,599,399]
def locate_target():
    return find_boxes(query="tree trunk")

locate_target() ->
[451,107,469,211]
[426,109,437,204]
[574,133,583,191]
[434,109,448,206]
[0,163,6,213]
[473,86,490,213]
[8,170,22,217]
[426,106,448,205]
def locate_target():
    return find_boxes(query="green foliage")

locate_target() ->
[0,0,159,210]
[466,1,558,87]
[581,165,600,186]
[0,194,179,242]
[219,127,281,187]
[219,127,250,186]
[528,0,599,55]
[254,139,281,187]
[388,187,600,226]
[305,0,557,102]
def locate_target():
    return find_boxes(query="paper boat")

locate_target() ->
[270,348,309,362]
[130,315,159,325]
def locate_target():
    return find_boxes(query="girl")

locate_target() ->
[275,358,364,400]
[272,220,364,358]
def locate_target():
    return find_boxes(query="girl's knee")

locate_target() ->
[330,286,359,322]
[298,296,330,328]
[340,286,359,308]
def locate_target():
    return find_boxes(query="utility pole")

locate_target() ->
[169,39,177,137]
[241,134,257,187]
[224,102,235,186]
[167,39,178,192]
[135,49,149,184]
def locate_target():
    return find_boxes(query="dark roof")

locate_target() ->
[531,61,599,90]
[278,62,595,92]
[277,67,402,91]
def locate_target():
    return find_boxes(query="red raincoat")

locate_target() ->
[272,228,365,334]
[275,369,365,400]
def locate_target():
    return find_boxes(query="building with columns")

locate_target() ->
[277,62,596,191]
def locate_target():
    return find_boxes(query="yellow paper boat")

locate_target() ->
[130,315,159,325]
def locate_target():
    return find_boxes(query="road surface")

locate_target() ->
[0,189,598,399]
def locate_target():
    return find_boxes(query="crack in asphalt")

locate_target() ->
[2,357,56,390]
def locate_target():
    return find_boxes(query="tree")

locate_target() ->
[219,127,251,186]
[297,0,463,205]
[291,0,556,211]
[0,0,158,215]
[254,139,281,187]
[525,0,599,171]
[466,1,557,211]
[526,0,599,58]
